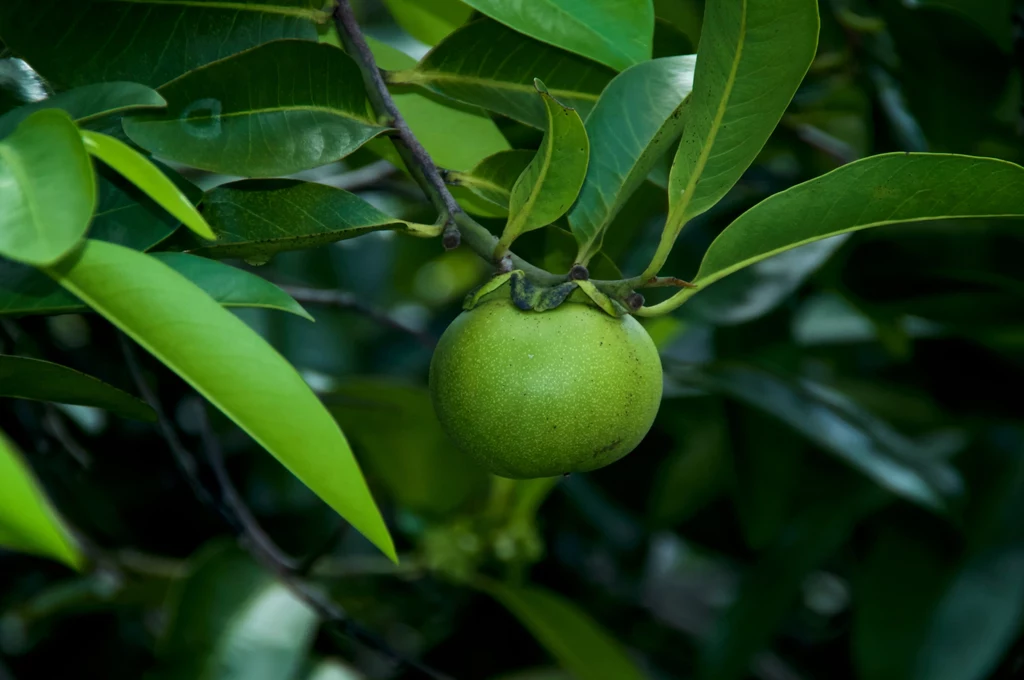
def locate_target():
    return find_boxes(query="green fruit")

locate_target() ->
[429,298,663,479]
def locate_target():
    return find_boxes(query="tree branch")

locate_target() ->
[331,0,565,287]
[281,285,437,348]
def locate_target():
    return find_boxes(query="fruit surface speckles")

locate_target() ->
[429,299,663,479]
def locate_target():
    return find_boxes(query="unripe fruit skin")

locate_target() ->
[429,299,663,479]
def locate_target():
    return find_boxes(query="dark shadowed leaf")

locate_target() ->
[186,180,438,263]
[700,476,888,680]
[449,150,535,211]
[500,82,589,251]
[0,253,312,319]
[478,579,646,680]
[0,0,324,88]
[913,0,1013,52]
[0,355,154,421]
[459,0,654,71]
[148,542,317,680]
[329,380,489,518]
[43,239,396,561]
[0,109,95,266]
[123,41,388,177]
[656,0,819,266]
[569,55,695,262]
[643,154,1024,315]
[0,82,165,139]
[0,428,82,569]
[382,0,473,45]
[688,364,964,511]
[392,18,615,129]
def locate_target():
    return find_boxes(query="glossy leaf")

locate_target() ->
[0,253,311,319]
[366,36,510,173]
[0,0,324,89]
[392,18,615,129]
[478,579,645,680]
[500,82,589,251]
[460,0,654,71]
[700,477,887,680]
[81,131,214,240]
[329,380,489,518]
[0,58,47,116]
[43,240,396,561]
[450,150,534,211]
[0,82,165,139]
[0,109,95,266]
[185,180,438,263]
[568,55,696,262]
[382,0,473,45]
[0,355,154,421]
[656,0,819,268]
[642,154,1024,315]
[0,428,82,569]
[693,364,964,511]
[150,542,317,680]
[123,41,388,178]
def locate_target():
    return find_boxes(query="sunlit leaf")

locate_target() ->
[641,154,1024,315]
[381,0,473,46]
[0,0,325,88]
[391,18,615,129]
[184,180,438,264]
[0,82,165,139]
[478,579,645,680]
[149,542,317,680]
[0,428,82,569]
[569,55,695,262]
[43,240,396,561]
[459,0,654,71]
[0,355,154,421]
[123,41,388,177]
[80,130,214,240]
[652,0,819,276]
[0,109,95,266]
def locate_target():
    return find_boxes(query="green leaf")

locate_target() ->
[700,477,887,680]
[0,109,95,266]
[366,36,511,173]
[0,0,324,89]
[657,0,819,267]
[914,0,1013,52]
[123,40,388,178]
[392,18,615,129]
[149,542,317,680]
[43,239,396,561]
[450,150,535,211]
[643,154,1024,315]
[0,428,82,569]
[329,380,489,518]
[459,0,654,71]
[692,364,963,512]
[0,82,165,139]
[381,0,473,45]
[81,131,214,241]
[0,58,47,116]
[477,579,645,680]
[499,82,589,253]
[0,355,154,421]
[185,180,438,264]
[568,55,696,262]
[0,253,312,319]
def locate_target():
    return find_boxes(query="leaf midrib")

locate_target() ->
[407,70,601,104]
[99,0,329,21]
[135,104,383,126]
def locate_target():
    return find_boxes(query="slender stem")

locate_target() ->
[639,201,686,282]
[631,287,701,316]
[332,0,566,286]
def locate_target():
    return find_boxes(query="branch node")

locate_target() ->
[626,292,645,311]
[442,222,461,250]
[569,264,590,281]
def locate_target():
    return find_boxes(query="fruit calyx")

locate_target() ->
[463,270,631,317]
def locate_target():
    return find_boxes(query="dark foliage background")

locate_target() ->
[2,1,1024,679]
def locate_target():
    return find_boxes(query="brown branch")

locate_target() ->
[281,285,437,348]
[331,0,565,286]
